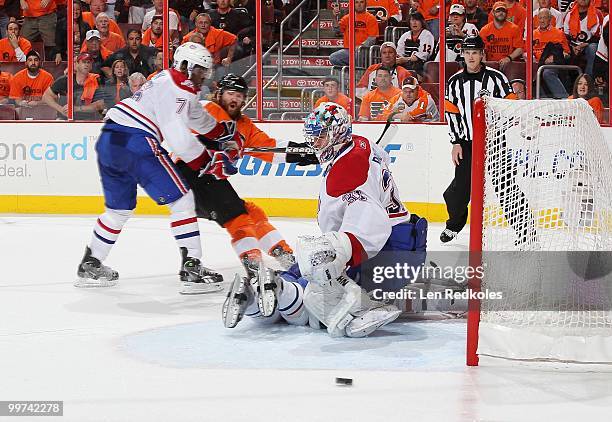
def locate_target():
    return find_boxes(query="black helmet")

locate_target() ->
[217,73,249,95]
[461,35,485,51]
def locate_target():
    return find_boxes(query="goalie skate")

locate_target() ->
[75,246,119,288]
[255,267,279,317]
[222,274,250,328]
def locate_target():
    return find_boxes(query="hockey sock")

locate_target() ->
[278,280,308,326]
[168,191,201,259]
[244,201,288,254]
[89,208,132,261]
[223,213,260,259]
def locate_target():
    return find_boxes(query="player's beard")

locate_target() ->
[220,97,243,119]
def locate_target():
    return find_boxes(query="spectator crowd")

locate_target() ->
[0,0,263,119]
[0,0,609,123]
[329,0,609,123]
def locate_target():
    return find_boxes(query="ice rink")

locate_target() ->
[1,215,611,421]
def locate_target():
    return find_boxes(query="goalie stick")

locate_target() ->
[375,111,401,146]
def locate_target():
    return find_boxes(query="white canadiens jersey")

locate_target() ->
[106,69,218,165]
[317,135,410,260]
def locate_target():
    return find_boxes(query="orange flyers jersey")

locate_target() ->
[200,100,283,164]
[366,0,401,22]
[359,86,401,120]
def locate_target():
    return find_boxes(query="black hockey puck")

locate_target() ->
[335,377,353,386]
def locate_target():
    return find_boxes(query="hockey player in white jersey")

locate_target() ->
[76,42,238,294]
[223,103,428,337]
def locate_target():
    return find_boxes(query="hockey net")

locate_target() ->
[467,97,612,365]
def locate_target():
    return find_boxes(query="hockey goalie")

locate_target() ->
[222,103,428,337]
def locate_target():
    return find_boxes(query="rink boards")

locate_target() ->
[1,121,611,222]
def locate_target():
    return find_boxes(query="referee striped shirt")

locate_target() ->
[445,65,516,144]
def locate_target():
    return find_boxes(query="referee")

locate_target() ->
[441,35,527,243]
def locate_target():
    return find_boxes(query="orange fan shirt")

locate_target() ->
[338,11,379,47]
[569,95,604,123]
[82,12,124,39]
[314,93,352,112]
[182,27,237,64]
[359,86,401,120]
[532,26,569,61]
[367,0,401,21]
[479,20,523,61]
[417,0,440,21]
[100,32,126,53]
[200,100,279,164]
[9,69,54,100]
[0,37,32,62]
[0,72,12,99]
[22,0,57,18]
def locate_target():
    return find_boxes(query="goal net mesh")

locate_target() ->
[476,97,612,362]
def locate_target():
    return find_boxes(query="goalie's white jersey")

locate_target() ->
[105,69,218,166]
[317,135,411,261]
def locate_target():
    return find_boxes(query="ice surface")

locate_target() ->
[1,216,610,422]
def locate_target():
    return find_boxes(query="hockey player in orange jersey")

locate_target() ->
[177,74,318,280]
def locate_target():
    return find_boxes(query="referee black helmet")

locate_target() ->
[461,35,485,51]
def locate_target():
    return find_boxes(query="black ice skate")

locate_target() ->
[75,246,119,288]
[440,228,458,243]
[179,247,224,295]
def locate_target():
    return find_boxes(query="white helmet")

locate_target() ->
[173,42,213,78]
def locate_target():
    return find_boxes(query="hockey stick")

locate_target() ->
[244,112,401,154]
[375,112,401,146]
[243,145,315,154]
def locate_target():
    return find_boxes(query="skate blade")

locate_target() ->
[222,274,248,328]
[180,282,224,295]
[74,277,118,288]
[257,268,278,317]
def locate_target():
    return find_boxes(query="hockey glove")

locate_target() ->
[201,149,239,180]
[285,141,319,166]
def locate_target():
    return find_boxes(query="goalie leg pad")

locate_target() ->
[296,232,353,286]
[276,278,308,326]
[345,304,402,338]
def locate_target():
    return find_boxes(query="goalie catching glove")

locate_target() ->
[295,232,353,286]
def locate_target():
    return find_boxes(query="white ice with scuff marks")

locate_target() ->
[1,216,610,422]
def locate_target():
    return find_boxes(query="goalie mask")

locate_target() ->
[173,42,213,79]
[303,102,352,164]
